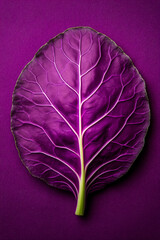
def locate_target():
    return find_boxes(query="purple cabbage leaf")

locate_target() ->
[11,27,150,216]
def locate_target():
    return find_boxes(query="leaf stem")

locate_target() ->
[75,136,85,216]
[75,35,85,216]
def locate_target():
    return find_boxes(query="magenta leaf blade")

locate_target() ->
[11,27,150,216]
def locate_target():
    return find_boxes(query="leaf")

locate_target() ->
[11,27,150,216]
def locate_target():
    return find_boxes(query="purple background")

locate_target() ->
[0,0,160,240]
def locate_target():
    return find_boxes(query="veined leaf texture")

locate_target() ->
[11,27,150,215]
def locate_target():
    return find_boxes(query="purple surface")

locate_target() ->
[0,0,160,239]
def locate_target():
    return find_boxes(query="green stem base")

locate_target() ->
[75,170,85,216]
